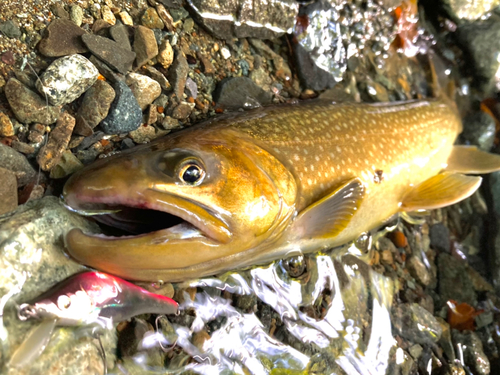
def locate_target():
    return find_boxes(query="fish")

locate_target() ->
[62,99,500,282]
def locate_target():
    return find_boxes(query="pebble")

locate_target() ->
[429,223,450,253]
[100,80,143,135]
[74,131,104,151]
[75,79,116,136]
[161,116,180,130]
[156,4,176,32]
[185,77,198,99]
[144,66,171,91]
[172,102,193,120]
[134,26,159,68]
[82,34,137,75]
[146,104,158,125]
[5,78,61,125]
[121,138,136,150]
[0,20,21,39]
[168,52,189,99]
[213,77,273,110]
[0,167,18,215]
[109,24,132,51]
[407,256,431,286]
[2,51,15,65]
[126,73,162,110]
[38,19,88,57]
[129,125,157,144]
[197,52,215,74]
[37,112,76,171]
[158,39,174,69]
[183,18,194,33]
[11,140,35,155]
[438,253,477,306]
[50,3,69,19]
[452,330,490,375]
[0,113,15,137]
[119,10,134,26]
[36,54,98,106]
[461,111,496,151]
[69,5,84,27]
[0,143,37,186]
[392,303,443,345]
[49,150,84,179]
[101,5,116,25]
[294,43,337,91]
[141,8,164,29]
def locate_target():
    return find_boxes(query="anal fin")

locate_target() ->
[401,172,482,211]
[291,178,365,240]
[446,145,500,174]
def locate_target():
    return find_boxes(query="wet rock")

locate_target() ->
[0,113,15,137]
[456,20,500,93]
[407,256,431,286]
[134,26,159,67]
[185,77,198,99]
[183,18,195,33]
[169,7,189,22]
[461,111,496,151]
[144,66,171,91]
[0,167,18,215]
[69,4,84,27]
[441,0,500,22]
[436,317,455,362]
[38,19,88,57]
[0,143,37,186]
[5,78,61,125]
[438,253,477,306]
[168,52,189,99]
[197,51,215,74]
[75,79,116,136]
[37,112,76,171]
[158,39,174,69]
[187,0,298,40]
[118,10,134,26]
[141,7,164,29]
[10,141,35,155]
[101,5,116,25]
[49,150,84,179]
[161,116,180,130]
[294,43,338,91]
[429,223,450,253]
[0,20,21,39]
[126,73,162,110]
[156,4,176,32]
[109,24,132,51]
[172,102,193,120]
[100,80,143,135]
[92,19,112,34]
[51,3,69,19]
[129,125,157,144]
[82,34,136,75]
[392,303,443,345]
[36,55,98,106]
[74,131,104,151]
[452,330,490,375]
[213,77,273,110]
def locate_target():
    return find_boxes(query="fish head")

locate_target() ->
[62,128,297,281]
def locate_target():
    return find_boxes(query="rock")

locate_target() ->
[360,80,390,102]
[158,39,174,69]
[38,19,88,57]
[0,143,37,186]
[294,43,338,91]
[49,150,85,179]
[168,52,189,99]
[92,19,112,34]
[126,73,162,110]
[109,24,132,51]
[37,112,76,171]
[0,113,15,137]
[186,0,298,40]
[456,20,500,93]
[119,10,134,26]
[121,138,136,150]
[438,253,477,306]
[69,4,84,27]
[452,330,490,375]
[141,8,164,29]
[5,78,61,125]
[129,125,157,144]
[2,51,15,65]
[183,18,195,32]
[197,51,215,74]
[146,104,158,125]
[36,54,98,106]
[0,20,21,39]
[144,66,171,91]
[100,80,143,135]
[82,34,136,75]
[441,0,500,22]
[429,223,450,253]
[156,4,176,32]
[101,5,116,25]
[51,3,69,19]
[407,256,431,286]
[461,111,496,151]
[0,167,17,215]
[75,79,116,136]
[185,77,198,99]
[172,102,193,120]
[392,303,442,345]
[170,7,189,22]
[161,116,180,130]
[134,26,159,68]
[213,77,273,110]
[74,131,104,151]
[10,141,35,155]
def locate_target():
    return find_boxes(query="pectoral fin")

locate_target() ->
[446,145,500,174]
[401,172,482,211]
[291,178,365,240]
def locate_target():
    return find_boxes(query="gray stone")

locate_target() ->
[441,0,500,22]
[172,102,193,120]
[36,55,98,106]
[141,7,164,29]
[452,330,490,375]
[126,73,162,110]
[74,131,105,151]
[185,77,198,99]
[0,167,18,215]
[213,77,273,110]
[0,143,37,187]
[82,34,136,75]
[109,24,132,51]
[129,125,157,144]
[0,20,21,39]
[438,253,477,306]
[75,80,116,136]
[134,26,159,68]
[37,112,76,171]
[429,223,450,253]
[100,80,143,135]
[294,43,338,91]
[167,52,189,99]
[144,66,171,91]
[38,19,88,57]
[5,78,61,125]
[49,150,84,179]
[407,256,431,286]
[392,303,442,345]
[461,111,496,151]
[186,0,298,40]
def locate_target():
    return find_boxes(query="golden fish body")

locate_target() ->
[63,99,500,281]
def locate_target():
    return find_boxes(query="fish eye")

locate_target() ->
[57,295,71,310]
[179,163,205,185]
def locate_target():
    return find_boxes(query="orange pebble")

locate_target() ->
[97,74,106,81]
[100,139,110,147]
[389,230,408,248]
[215,108,224,114]
[447,300,482,331]
[187,97,195,103]
[157,106,164,114]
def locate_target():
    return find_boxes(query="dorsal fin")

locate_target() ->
[446,145,500,174]
[291,178,365,240]
[401,172,482,212]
